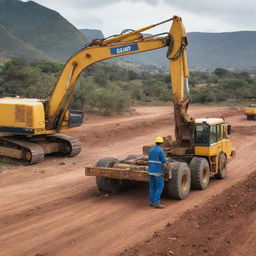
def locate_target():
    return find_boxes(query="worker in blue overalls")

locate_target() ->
[148,136,167,208]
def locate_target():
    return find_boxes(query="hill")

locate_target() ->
[0,0,89,62]
[187,31,256,69]
[80,29,104,40]
[0,24,49,63]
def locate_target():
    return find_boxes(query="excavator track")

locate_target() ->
[0,137,44,165]
[47,134,82,157]
[0,134,81,165]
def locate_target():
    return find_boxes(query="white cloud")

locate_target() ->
[22,0,256,35]
[163,0,256,30]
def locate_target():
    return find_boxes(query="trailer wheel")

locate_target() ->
[215,154,227,179]
[189,157,210,190]
[95,157,125,194]
[164,162,191,200]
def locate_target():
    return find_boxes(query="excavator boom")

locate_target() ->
[46,16,192,137]
[47,37,169,130]
[168,16,194,149]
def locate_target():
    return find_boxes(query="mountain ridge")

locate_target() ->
[187,31,256,68]
[80,29,104,40]
[0,0,255,69]
[0,0,89,62]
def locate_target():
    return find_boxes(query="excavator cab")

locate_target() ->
[68,110,84,128]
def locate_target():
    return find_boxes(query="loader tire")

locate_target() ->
[189,157,210,190]
[164,162,191,200]
[95,157,125,194]
[215,154,227,179]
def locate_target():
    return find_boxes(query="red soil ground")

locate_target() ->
[0,105,255,256]
[120,171,256,256]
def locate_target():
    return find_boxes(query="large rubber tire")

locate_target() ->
[164,162,191,200]
[95,157,125,194]
[189,157,210,190]
[215,154,227,179]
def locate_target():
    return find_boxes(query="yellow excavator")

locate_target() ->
[84,16,235,199]
[0,15,187,164]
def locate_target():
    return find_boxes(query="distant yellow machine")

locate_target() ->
[244,104,256,120]
[85,16,235,200]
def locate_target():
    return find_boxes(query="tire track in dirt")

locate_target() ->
[0,106,254,256]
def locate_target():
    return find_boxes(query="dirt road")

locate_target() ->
[121,172,256,256]
[0,106,255,256]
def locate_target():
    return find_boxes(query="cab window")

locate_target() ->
[194,124,210,146]
[210,125,217,144]
[216,124,221,141]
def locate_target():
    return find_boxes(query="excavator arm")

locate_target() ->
[46,37,168,130]
[46,16,194,148]
[168,16,194,149]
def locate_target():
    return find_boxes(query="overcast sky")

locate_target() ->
[23,0,256,36]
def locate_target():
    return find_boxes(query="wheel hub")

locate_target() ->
[181,173,188,191]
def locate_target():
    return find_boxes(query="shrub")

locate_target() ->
[94,85,131,115]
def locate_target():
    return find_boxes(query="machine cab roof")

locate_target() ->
[195,118,224,126]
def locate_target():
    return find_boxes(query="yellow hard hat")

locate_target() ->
[155,136,164,143]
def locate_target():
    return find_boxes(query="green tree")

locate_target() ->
[36,61,63,73]
[94,85,131,115]
[214,68,229,78]
[191,87,216,103]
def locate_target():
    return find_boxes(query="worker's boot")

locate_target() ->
[153,203,165,209]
